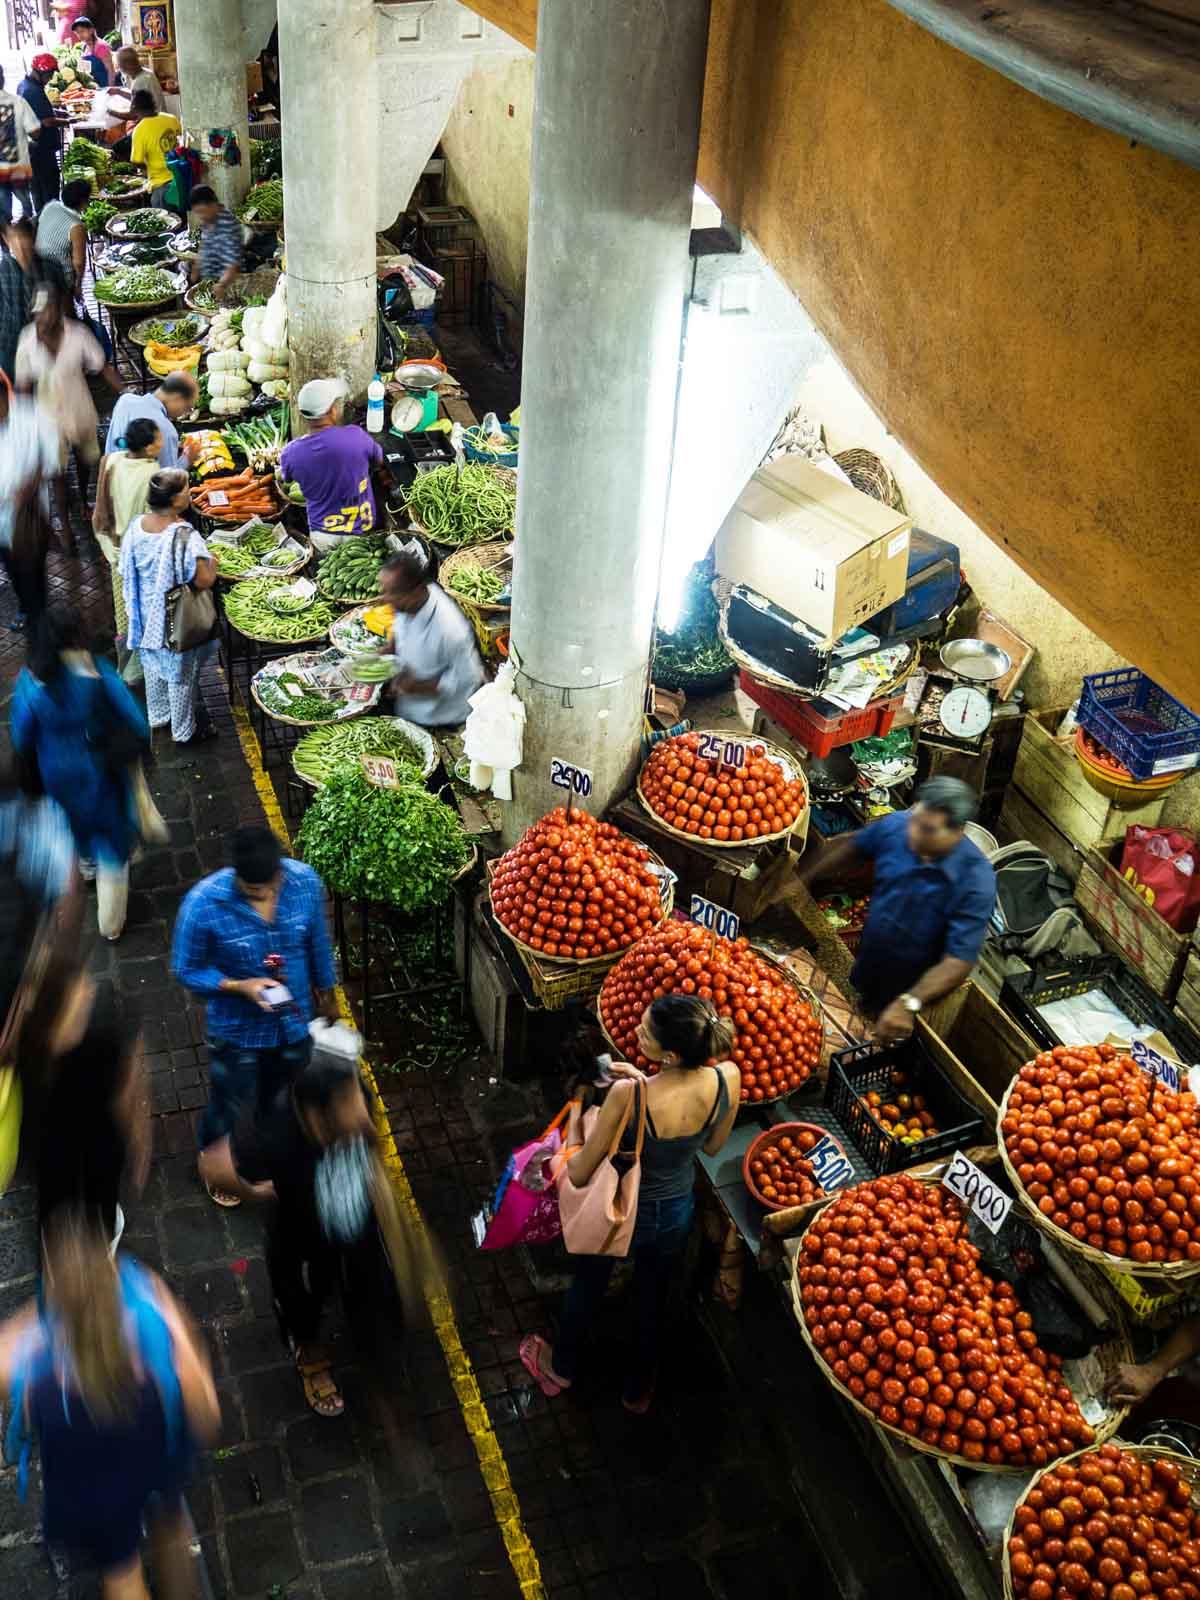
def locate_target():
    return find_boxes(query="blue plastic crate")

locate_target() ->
[1078,668,1200,781]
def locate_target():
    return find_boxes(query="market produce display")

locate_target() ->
[145,340,201,377]
[208,541,258,578]
[93,267,179,306]
[599,919,823,1097]
[1000,1043,1200,1267]
[1005,1443,1200,1600]
[818,892,871,942]
[224,579,336,642]
[798,1173,1098,1467]
[192,472,278,517]
[255,672,339,721]
[490,808,667,962]
[405,464,516,546]
[222,409,289,474]
[82,199,118,236]
[292,719,428,788]
[236,179,283,224]
[864,1067,944,1146]
[140,315,205,348]
[316,536,388,601]
[329,606,391,656]
[348,655,394,685]
[297,767,469,912]
[653,562,734,688]
[745,1125,842,1210]
[114,208,175,238]
[250,140,282,182]
[446,565,505,605]
[64,135,109,179]
[190,431,236,480]
[637,730,807,843]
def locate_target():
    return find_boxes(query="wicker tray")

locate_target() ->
[997,1075,1200,1283]
[127,311,210,349]
[635,731,810,850]
[1000,1443,1200,1599]
[102,180,151,209]
[105,213,178,244]
[291,715,437,789]
[328,604,392,658]
[95,283,185,314]
[405,463,517,549]
[251,650,380,727]
[441,540,513,617]
[487,846,675,968]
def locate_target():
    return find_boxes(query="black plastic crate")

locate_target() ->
[823,1035,984,1175]
[1000,954,1200,1063]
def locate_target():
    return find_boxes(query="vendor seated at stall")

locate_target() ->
[1106,1314,1200,1410]
[278,377,394,553]
[380,538,485,729]
[796,776,996,1043]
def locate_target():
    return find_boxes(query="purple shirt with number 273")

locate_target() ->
[279,425,383,538]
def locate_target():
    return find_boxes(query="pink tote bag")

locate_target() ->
[557,1082,646,1259]
[480,1103,575,1251]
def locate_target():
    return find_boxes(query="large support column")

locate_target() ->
[277,0,379,409]
[505,0,712,841]
[175,0,252,213]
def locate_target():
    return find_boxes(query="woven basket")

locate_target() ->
[212,537,312,584]
[832,448,905,511]
[405,464,517,549]
[1000,1443,1200,1600]
[791,1182,1133,1474]
[997,1076,1200,1284]
[441,541,514,618]
[250,653,381,727]
[487,847,675,968]
[635,731,810,850]
[328,604,390,658]
[290,715,437,789]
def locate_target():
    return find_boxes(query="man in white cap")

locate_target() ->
[278,378,393,553]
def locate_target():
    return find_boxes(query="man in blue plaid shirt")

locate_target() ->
[189,185,244,303]
[173,827,338,1206]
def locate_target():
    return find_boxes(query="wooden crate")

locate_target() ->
[1074,840,1192,1001]
[1175,945,1200,1037]
[1012,709,1167,848]
[997,784,1085,883]
[923,980,1031,1110]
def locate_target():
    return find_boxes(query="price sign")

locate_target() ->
[697,733,749,769]
[360,754,401,789]
[1132,1038,1183,1093]
[207,490,230,509]
[549,758,593,798]
[809,1135,854,1193]
[689,895,740,942]
[942,1151,1013,1235]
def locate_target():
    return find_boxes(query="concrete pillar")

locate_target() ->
[175,0,252,212]
[504,0,712,842]
[277,0,379,409]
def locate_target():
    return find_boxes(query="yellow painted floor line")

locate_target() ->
[230,702,546,1600]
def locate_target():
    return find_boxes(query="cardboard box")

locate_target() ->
[716,456,912,645]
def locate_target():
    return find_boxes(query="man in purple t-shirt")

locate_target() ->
[279,378,393,552]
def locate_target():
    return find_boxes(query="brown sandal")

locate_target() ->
[297,1354,344,1418]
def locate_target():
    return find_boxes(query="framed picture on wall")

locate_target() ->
[132,0,172,50]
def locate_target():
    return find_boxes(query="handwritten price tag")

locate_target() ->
[689,895,739,942]
[1132,1038,1184,1093]
[942,1151,1012,1235]
[809,1136,854,1193]
[207,490,230,508]
[360,754,401,789]
[697,733,749,769]
[549,758,593,798]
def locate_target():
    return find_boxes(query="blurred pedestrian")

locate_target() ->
[11,604,151,942]
[16,279,125,547]
[0,1209,220,1599]
[34,176,90,297]
[187,185,243,301]
[93,415,163,684]
[173,826,339,1206]
[106,373,199,469]
[120,468,218,747]
[17,55,63,215]
[0,214,36,381]
[18,947,149,1241]
[199,1054,377,1416]
[0,66,41,225]
[0,756,78,1034]
[0,364,59,633]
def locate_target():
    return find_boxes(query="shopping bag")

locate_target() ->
[165,528,218,652]
[1120,826,1200,933]
[480,1103,575,1251]
[557,1083,646,1260]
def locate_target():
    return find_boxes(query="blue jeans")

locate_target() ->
[198,1035,312,1150]
[553,1191,694,1398]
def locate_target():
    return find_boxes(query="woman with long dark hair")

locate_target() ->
[10,602,150,940]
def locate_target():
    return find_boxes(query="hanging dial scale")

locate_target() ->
[935,639,1012,745]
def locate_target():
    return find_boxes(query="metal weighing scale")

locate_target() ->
[932,638,1013,749]
[389,362,444,434]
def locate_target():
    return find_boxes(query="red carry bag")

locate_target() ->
[1120,826,1200,932]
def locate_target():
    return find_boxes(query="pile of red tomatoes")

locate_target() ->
[598,920,822,1100]
[1001,1043,1200,1265]
[490,808,666,961]
[798,1174,1095,1466]
[638,731,806,842]
[1008,1443,1200,1600]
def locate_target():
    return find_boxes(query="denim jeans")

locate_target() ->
[198,1035,312,1150]
[552,1191,695,1398]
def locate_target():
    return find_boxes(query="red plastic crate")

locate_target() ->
[740,672,902,758]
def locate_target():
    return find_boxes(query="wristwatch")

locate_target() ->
[898,993,923,1014]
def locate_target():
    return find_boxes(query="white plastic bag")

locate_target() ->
[260,275,288,354]
[463,661,526,801]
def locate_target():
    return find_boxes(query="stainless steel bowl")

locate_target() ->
[939,638,1012,683]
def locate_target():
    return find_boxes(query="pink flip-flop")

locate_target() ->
[519,1333,566,1397]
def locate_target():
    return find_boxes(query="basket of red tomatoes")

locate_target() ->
[1002,1442,1200,1600]
[743,1122,854,1211]
[998,1042,1200,1280]
[596,919,824,1104]
[636,729,808,847]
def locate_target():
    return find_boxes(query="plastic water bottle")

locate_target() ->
[366,373,385,434]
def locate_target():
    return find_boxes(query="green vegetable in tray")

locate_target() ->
[317,535,388,601]
[298,767,468,912]
[292,720,424,787]
[235,179,283,224]
[209,541,257,578]
[142,316,204,348]
[405,465,516,548]
[446,564,506,604]
[94,266,177,306]
[348,654,394,684]
[224,578,336,641]
[110,161,138,176]
[189,281,219,312]
[122,208,175,236]
[262,546,299,570]
[82,199,118,236]
[63,136,111,177]
[653,560,733,685]
[257,673,339,721]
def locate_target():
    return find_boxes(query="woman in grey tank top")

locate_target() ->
[521,997,740,1413]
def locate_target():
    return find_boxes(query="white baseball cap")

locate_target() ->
[297,377,348,419]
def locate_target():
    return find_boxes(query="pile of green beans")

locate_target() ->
[225,579,337,641]
[405,465,515,547]
[446,564,506,604]
[292,720,425,787]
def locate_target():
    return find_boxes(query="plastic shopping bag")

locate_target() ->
[479,1103,575,1251]
[1120,826,1200,932]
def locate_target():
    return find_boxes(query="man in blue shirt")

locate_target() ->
[798,777,996,1043]
[106,373,199,468]
[172,827,339,1205]
[17,56,62,214]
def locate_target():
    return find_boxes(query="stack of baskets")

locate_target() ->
[1073,668,1200,804]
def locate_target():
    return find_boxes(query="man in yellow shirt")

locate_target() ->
[128,90,180,209]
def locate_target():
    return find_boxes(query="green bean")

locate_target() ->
[292,720,425,787]
[224,579,337,641]
[405,465,515,547]
[446,565,505,603]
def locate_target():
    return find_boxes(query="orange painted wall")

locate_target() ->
[465,0,1200,710]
